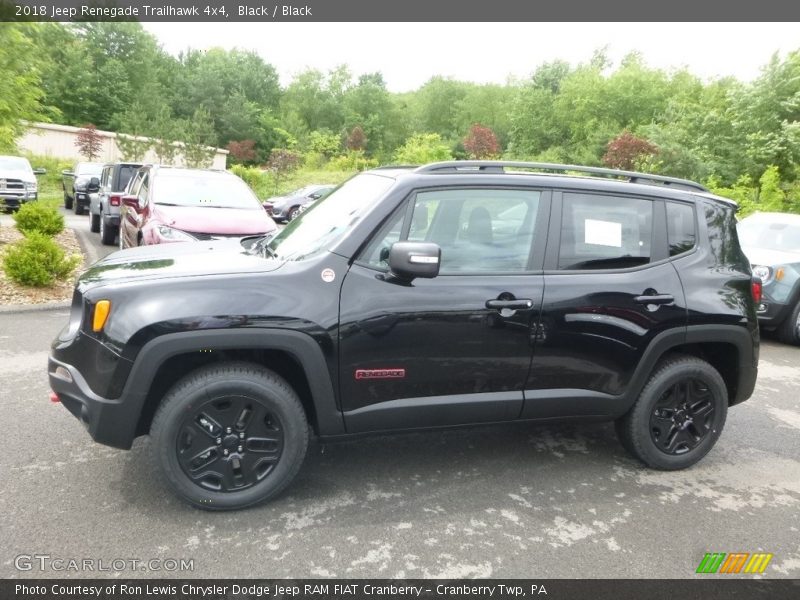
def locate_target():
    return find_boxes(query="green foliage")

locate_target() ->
[13,203,65,237]
[758,166,786,212]
[393,133,452,165]
[230,164,273,198]
[328,151,379,172]
[150,106,184,166]
[182,108,217,168]
[114,102,152,161]
[307,130,341,158]
[707,174,758,216]
[0,24,49,152]
[2,232,80,287]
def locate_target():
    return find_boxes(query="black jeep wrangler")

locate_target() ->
[49,162,760,510]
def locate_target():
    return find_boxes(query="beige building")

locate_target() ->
[17,122,228,169]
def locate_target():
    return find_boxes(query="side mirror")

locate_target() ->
[33,167,46,176]
[121,194,139,210]
[309,193,321,200]
[388,241,441,281]
[62,169,74,177]
[88,177,100,192]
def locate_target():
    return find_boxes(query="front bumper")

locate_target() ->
[0,193,35,208]
[75,192,90,208]
[756,299,793,328]
[48,356,140,449]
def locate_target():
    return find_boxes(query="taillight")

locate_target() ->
[109,195,121,206]
[751,276,763,304]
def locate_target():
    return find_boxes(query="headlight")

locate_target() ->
[752,265,771,282]
[24,182,37,191]
[156,225,196,242]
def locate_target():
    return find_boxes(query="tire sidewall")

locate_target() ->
[152,370,307,510]
[629,360,728,470]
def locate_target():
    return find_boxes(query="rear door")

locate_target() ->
[523,191,687,418]
[339,186,550,432]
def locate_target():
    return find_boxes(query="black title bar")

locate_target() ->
[4,580,800,600]
[4,0,800,21]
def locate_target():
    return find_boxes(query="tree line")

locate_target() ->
[1,22,799,209]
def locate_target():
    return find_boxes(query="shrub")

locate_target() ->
[13,202,65,236]
[328,151,378,172]
[2,232,81,287]
[393,133,452,165]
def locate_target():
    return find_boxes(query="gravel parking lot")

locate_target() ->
[1,301,799,579]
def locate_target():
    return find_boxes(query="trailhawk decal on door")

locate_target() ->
[354,369,406,380]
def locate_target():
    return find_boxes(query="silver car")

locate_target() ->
[738,211,800,345]
[89,162,143,245]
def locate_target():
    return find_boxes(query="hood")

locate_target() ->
[153,204,276,235]
[264,194,289,207]
[741,245,800,267]
[0,169,35,184]
[78,238,282,288]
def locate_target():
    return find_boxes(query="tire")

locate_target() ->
[287,206,300,221]
[777,300,800,346]
[64,193,73,210]
[90,213,100,233]
[74,200,84,215]
[100,213,116,246]
[150,362,309,511]
[615,355,728,470]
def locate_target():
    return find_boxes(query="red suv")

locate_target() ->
[119,166,276,248]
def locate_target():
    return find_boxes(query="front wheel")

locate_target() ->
[150,362,309,510]
[90,213,100,233]
[615,355,728,470]
[777,300,800,346]
[287,206,300,221]
[64,193,73,210]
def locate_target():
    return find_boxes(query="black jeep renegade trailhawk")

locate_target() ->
[49,161,760,510]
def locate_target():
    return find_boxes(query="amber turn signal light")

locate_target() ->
[92,300,111,332]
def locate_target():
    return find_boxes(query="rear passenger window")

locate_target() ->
[558,193,653,270]
[666,202,696,256]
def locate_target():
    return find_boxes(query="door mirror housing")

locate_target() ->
[33,167,46,176]
[388,242,441,280]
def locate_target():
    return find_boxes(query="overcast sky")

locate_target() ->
[143,22,799,91]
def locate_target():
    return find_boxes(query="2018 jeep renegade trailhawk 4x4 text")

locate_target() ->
[49,162,760,510]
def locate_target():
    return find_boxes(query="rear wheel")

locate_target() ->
[615,355,728,470]
[150,362,309,510]
[90,213,100,233]
[287,206,300,221]
[100,212,116,245]
[777,300,800,346]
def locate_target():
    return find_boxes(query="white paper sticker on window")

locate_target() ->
[584,219,622,247]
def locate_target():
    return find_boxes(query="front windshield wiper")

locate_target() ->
[251,232,277,258]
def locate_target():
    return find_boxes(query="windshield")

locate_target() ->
[153,171,262,209]
[265,173,395,261]
[76,163,103,176]
[738,217,800,253]
[0,156,32,172]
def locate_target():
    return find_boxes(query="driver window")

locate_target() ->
[359,189,541,273]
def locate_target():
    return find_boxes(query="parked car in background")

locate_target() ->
[738,212,800,345]
[119,166,277,249]
[0,155,44,212]
[63,162,103,214]
[90,162,143,245]
[263,184,336,222]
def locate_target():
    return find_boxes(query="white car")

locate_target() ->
[0,156,42,212]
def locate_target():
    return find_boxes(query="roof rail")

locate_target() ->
[414,161,708,192]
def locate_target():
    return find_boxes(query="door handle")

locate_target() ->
[486,299,534,310]
[633,293,674,305]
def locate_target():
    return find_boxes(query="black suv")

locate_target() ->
[49,161,760,510]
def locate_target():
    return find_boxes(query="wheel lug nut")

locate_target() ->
[226,427,232,434]
[216,438,221,445]
[238,445,243,452]
[239,432,245,439]
[223,449,229,456]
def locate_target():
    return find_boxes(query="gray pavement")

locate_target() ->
[1,302,799,579]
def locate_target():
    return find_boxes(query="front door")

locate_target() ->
[339,187,550,432]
